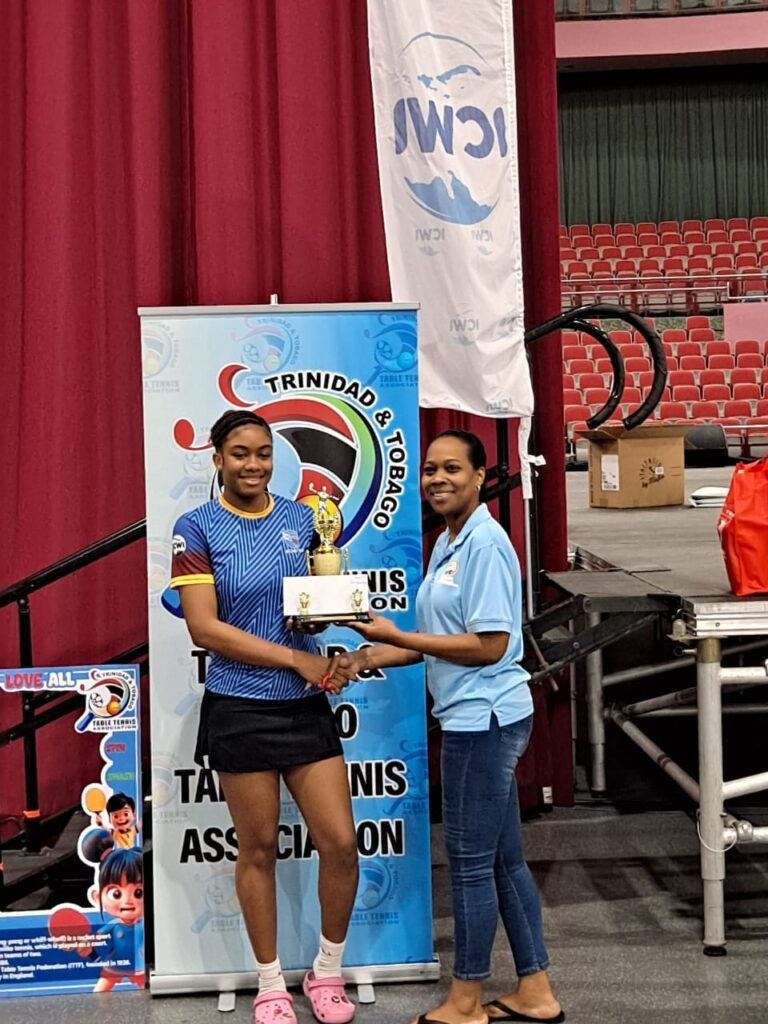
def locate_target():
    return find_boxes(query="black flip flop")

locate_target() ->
[416,1016,490,1024]
[486,1000,565,1024]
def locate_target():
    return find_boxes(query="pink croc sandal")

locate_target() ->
[302,970,356,1023]
[252,990,298,1024]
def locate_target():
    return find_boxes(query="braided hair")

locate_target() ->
[209,409,272,450]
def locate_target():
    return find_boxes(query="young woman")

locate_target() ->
[336,430,564,1024]
[170,409,358,1024]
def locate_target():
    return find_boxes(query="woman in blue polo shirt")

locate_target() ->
[345,430,563,1024]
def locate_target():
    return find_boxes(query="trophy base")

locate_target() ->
[283,573,370,623]
[292,612,373,626]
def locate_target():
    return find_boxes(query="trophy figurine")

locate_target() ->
[283,485,370,625]
[306,485,347,576]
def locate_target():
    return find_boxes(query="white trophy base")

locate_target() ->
[283,573,371,624]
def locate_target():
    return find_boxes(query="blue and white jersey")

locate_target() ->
[170,493,318,700]
[415,503,532,731]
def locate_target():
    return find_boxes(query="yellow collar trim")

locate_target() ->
[218,493,274,519]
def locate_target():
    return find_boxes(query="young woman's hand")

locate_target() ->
[293,650,337,687]
[347,613,402,645]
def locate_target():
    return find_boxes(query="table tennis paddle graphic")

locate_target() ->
[48,906,94,957]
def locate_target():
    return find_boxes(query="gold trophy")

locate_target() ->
[306,485,348,576]
[283,485,370,624]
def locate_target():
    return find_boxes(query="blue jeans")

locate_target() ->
[441,713,549,981]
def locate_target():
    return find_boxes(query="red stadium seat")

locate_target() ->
[563,373,575,390]
[593,222,612,236]
[677,342,703,358]
[658,220,679,234]
[660,232,682,247]
[668,370,696,388]
[561,330,581,346]
[636,221,656,235]
[666,244,688,259]
[673,385,701,404]
[732,383,760,404]
[702,384,731,407]
[638,233,659,248]
[704,219,726,235]
[730,229,751,244]
[563,346,586,365]
[731,367,758,386]
[681,219,703,234]
[690,401,719,421]
[563,388,582,407]
[706,341,731,358]
[736,241,758,258]
[727,218,749,233]
[679,356,706,376]
[686,316,710,330]
[737,353,763,370]
[700,368,727,387]
[584,388,610,408]
[723,400,752,420]
[689,328,715,344]
[601,246,621,263]
[734,339,760,357]
[570,223,590,239]
[564,405,590,441]
[609,329,633,346]
[658,401,688,422]
[684,231,706,245]
[708,354,735,376]
[569,359,595,380]
[750,217,768,231]
[577,373,605,391]
[757,399,768,417]
[577,247,599,262]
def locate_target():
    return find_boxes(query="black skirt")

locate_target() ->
[195,688,343,773]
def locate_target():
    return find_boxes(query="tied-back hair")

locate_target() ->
[209,409,272,450]
[432,429,487,471]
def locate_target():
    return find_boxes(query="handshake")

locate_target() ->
[298,648,370,695]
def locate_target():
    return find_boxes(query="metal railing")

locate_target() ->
[556,0,768,20]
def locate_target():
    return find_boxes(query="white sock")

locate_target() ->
[256,956,287,996]
[312,933,346,979]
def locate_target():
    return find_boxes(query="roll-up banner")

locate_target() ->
[140,304,438,992]
[367,0,532,421]
[0,665,143,998]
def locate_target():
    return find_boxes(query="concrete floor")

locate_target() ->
[2,807,767,1023]
[565,464,734,596]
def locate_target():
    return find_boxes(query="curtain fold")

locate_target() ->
[559,66,768,225]
[0,0,570,826]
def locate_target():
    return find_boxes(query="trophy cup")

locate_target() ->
[283,485,371,625]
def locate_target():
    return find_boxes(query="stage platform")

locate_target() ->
[553,465,768,954]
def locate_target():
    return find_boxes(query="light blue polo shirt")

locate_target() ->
[415,503,532,732]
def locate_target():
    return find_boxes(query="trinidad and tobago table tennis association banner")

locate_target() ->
[368,0,532,420]
[0,665,143,998]
[139,303,436,992]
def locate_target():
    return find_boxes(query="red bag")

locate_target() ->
[717,459,768,596]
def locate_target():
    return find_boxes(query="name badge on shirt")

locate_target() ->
[436,559,459,586]
[282,530,302,554]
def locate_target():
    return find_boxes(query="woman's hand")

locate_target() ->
[293,650,337,687]
[347,613,402,645]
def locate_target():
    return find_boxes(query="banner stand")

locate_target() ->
[140,303,437,997]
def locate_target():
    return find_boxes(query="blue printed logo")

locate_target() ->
[393,32,508,226]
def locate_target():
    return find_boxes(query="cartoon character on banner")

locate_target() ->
[49,846,144,991]
[83,785,141,850]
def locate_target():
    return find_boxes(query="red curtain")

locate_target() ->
[0,0,569,831]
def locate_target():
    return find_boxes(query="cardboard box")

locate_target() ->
[579,424,687,509]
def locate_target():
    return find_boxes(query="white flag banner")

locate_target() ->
[368,0,532,418]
